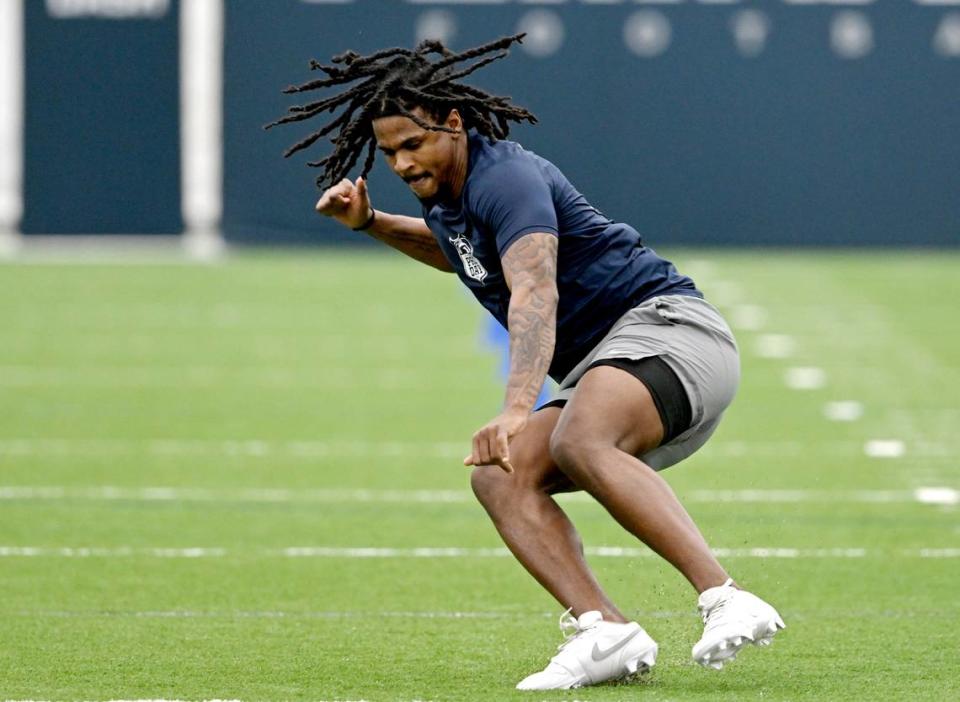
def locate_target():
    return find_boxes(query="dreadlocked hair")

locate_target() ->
[265,33,538,191]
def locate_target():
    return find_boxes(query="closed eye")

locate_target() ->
[378,140,420,157]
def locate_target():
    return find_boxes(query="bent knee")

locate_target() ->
[549,429,595,478]
[551,428,634,490]
[470,464,509,504]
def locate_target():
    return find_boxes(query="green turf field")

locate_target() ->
[1,250,958,701]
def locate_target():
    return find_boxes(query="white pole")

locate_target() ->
[180,0,226,260]
[0,0,24,258]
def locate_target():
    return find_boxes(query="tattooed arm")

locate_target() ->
[502,233,560,415]
[464,232,559,472]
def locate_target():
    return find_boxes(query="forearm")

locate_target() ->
[363,210,454,272]
[504,282,558,414]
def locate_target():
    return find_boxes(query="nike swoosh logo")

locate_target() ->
[591,627,641,662]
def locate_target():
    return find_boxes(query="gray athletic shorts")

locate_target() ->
[552,294,740,470]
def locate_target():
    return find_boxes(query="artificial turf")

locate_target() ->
[1,249,958,701]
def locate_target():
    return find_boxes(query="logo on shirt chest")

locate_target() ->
[449,233,488,283]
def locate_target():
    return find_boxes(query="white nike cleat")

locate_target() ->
[516,609,658,690]
[692,579,786,670]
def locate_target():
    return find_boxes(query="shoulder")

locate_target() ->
[466,138,554,208]
[469,136,545,180]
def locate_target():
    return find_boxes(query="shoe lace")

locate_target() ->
[556,607,582,651]
[699,578,735,626]
[700,598,726,626]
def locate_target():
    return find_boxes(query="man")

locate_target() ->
[268,34,784,690]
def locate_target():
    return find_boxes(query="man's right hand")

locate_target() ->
[315,176,373,230]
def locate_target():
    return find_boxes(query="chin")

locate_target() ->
[412,184,440,201]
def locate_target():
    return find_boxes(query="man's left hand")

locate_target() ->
[463,410,529,473]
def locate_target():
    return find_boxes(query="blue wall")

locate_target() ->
[227,0,959,247]
[22,0,182,235]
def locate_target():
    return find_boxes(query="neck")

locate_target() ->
[448,133,470,200]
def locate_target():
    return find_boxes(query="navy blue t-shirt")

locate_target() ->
[423,132,701,381]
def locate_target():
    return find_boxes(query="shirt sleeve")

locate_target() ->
[472,158,560,257]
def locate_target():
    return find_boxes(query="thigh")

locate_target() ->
[505,406,579,494]
[553,365,664,457]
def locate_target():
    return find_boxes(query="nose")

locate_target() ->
[394,152,413,175]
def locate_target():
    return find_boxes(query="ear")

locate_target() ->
[445,108,463,134]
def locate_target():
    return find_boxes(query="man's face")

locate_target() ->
[372,107,464,200]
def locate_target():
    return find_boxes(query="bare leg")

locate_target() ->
[471,407,628,622]
[550,366,730,594]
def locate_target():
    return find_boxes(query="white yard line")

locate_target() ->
[6,607,954,627]
[0,485,948,505]
[703,280,743,307]
[784,366,827,390]
[0,438,466,459]
[10,609,528,620]
[729,304,767,331]
[914,487,960,506]
[0,486,472,503]
[1,437,951,459]
[0,545,954,558]
[754,333,795,359]
[685,488,926,503]
[0,365,463,390]
[823,400,864,422]
[864,439,906,458]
